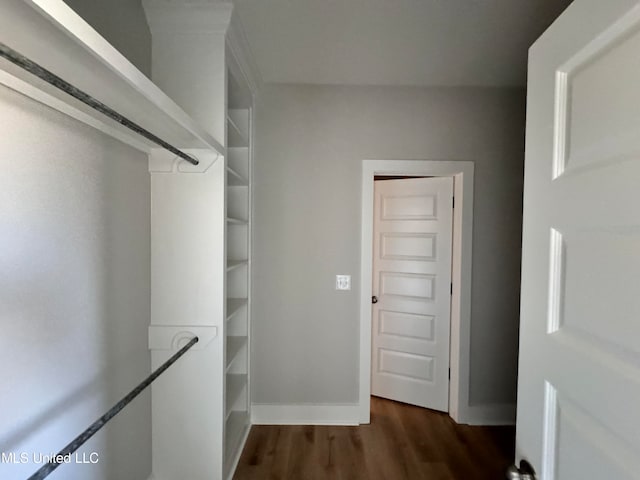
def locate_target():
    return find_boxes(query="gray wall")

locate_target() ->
[252,84,525,407]
[0,77,151,479]
[64,0,152,76]
[0,4,153,478]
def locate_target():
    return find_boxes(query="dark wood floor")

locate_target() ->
[234,396,515,479]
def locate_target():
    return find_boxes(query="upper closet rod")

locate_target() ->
[0,42,199,166]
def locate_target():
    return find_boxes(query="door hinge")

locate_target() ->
[450,283,453,295]
[448,368,451,380]
[452,196,455,209]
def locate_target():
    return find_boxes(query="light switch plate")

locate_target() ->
[336,275,351,291]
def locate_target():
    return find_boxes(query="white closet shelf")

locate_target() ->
[225,373,247,418]
[228,149,250,184]
[228,145,249,157]
[225,411,249,462]
[226,298,248,320]
[226,217,248,225]
[226,336,248,368]
[227,115,248,147]
[227,167,248,186]
[0,0,224,157]
[226,260,248,272]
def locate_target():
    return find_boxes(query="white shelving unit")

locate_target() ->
[224,62,253,476]
[0,0,251,480]
[4,2,257,478]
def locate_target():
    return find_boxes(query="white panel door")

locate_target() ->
[371,177,453,411]
[517,1,640,478]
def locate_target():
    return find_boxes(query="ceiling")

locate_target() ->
[232,0,574,87]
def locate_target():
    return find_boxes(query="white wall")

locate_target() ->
[252,84,525,410]
[64,0,152,76]
[0,82,151,480]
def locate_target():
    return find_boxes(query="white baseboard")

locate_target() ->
[464,403,516,426]
[251,403,360,425]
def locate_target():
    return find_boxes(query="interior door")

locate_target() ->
[517,1,640,478]
[371,177,453,411]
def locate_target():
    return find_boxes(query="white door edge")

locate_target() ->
[359,159,474,424]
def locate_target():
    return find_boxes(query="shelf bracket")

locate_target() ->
[148,325,218,351]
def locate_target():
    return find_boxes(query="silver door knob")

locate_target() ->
[372,296,378,304]
[506,460,536,479]
[506,465,521,479]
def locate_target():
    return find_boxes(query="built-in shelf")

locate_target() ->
[228,147,250,180]
[226,260,248,272]
[227,166,247,186]
[226,216,248,225]
[226,336,247,368]
[225,411,249,466]
[226,298,248,320]
[225,373,247,418]
[225,66,251,479]
[227,115,248,147]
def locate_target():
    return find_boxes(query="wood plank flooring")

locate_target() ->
[234,396,515,479]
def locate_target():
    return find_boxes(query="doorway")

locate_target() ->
[359,160,474,424]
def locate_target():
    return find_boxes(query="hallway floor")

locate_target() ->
[233,396,515,479]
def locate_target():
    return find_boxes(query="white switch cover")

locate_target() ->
[336,275,351,291]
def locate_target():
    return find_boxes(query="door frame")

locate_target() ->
[359,160,474,424]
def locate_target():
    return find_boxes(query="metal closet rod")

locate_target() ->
[26,336,199,480]
[0,42,199,166]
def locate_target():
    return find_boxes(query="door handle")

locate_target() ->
[506,460,536,480]
[372,296,378,304]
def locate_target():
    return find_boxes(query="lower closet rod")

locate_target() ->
[26,336,199,480]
